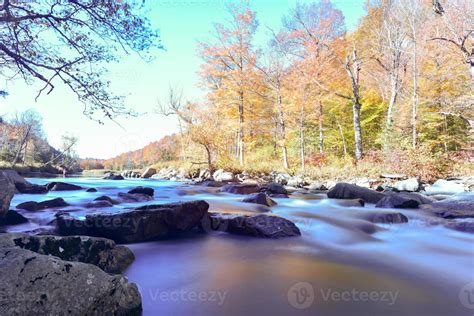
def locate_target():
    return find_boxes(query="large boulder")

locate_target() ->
[46,182,83,191]
[394,178,421,192]
[1,170,48,194]
[203,213,300,238]
[0,248,141,315]
[212,169,235,182]
[128,186,154,197]
[422,194,474,219]
[141,167,157,179]
[424,179,466,195]
[0,171,15,218]
[327,183,385,204]
[0,233,134,274]
[242,193,277,207]
[220,183,260,195]
[55,200,210,243]
[17,197,69,212]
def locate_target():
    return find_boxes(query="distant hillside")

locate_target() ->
[81,134,180,171]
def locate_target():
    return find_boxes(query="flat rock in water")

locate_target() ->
[17,198,69,211]
[0,248,141,315]
[204,213,301,238]
[327,183,385,204]
[0,233,134,274]
[55,200,210,243]
[242,193,277,207]
[128,186,154,197]
[220,183,260,195]
[95,195,119,204]
[357,211,408,224]
[86,188,98,192]
[117,192,154,202]
[85,200,114,208]
[46,182,83,191]
[376,192,434,209]
[422,194,474,219]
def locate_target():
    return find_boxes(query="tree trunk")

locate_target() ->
[11,125,31,166]
[238,90,244,166]
[318,100,324,155]
[337,120,348,156]
[384,72,399,152]
[353,101,363,161]
[277,94,289,169]
[411,39,419,149]
[299,104,305,171]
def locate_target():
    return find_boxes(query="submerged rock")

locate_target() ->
[242,193,277,207]
[85,200,114,208]
[95,195,119,205]
[422,194,474,219]
[46,182,83,191]
[117,192,153,203]
[327,183,385,204]
[0,233,134,274]
[55,200,210,243]
[128,186,154,197]
[0,171,15,218]
[220,183,260,195]
[86,188,98,193]
[204,213,300,238]
[0,248,142,315]
[17,198,69,212]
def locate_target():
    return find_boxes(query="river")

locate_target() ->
[5,177,474,316]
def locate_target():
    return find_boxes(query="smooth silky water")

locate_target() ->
[5,177,474,316]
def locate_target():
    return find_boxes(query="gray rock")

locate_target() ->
[0,233,134,274]
[273,172,291,185]
[422,194,474,219]
[220,183,260,195]
[394,178,421,192]
[376,192,435,209]
[327,183,385,204]
[117,192,154,202]
[242,193,277,207]
[357,211,409,224]
[308,181,327,191]
[46,182,83,191]
[287,176,305,188]
[424,179,466,195]
[56,200,209,243]
[141,167,157,178]
[331,199,365,207]
[260,182,288,195]
[85,200,114,208]
[0,171,14,218]
[128,186,154,197]
[86,188,97,192]
[0,170,48,194]
[205,213,301,238]
[17,198,69,212]
[0,248,141,315]
[94,195,119,204]
[103,173,124,180]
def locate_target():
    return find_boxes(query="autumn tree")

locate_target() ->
[198,1,258,166]
[0,0,161,121]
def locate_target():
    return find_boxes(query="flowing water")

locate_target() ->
[5,177,474,316]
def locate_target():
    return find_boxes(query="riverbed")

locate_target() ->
[6,177,474,316]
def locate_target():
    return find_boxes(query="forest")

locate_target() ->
[101,0,473,182]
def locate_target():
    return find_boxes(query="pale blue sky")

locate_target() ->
[0,0,365,159]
